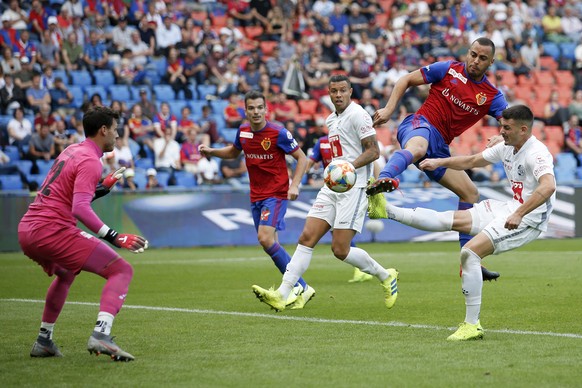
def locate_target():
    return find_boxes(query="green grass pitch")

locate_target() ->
[1,239,581,387]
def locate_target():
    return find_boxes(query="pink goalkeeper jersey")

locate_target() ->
[233,121,300,202]
[21,139,103,227]
[417,61,507,144]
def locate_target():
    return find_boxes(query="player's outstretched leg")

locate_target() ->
[87,331,135,361]
[481,266,500,281]
[252,285,286,312]
[381,268,399,309]
[365,177,400,196]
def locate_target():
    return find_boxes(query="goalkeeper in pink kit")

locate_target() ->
[19,106,148,361]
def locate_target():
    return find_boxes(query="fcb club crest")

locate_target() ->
[476,92,487,106]
[260,209,271,221]
[261,138,271,151]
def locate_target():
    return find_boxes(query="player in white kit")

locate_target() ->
[380,105,556,340]
[252,75,399,311]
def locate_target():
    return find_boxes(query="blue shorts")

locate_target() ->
[251,197,288,231]
[397,114,451,182]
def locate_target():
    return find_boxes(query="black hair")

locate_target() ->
[329,74,351,88]
[501,105,534,129]
[83,106,120,137]
[473,37,496,57]
[244,90,265,106]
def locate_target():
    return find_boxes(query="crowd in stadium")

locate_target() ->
[0,0,581,191]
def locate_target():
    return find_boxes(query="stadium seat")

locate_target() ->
[220,128,238,144]
[555,152,577,170]
[211,14,227,28]
[210,99,229,115]
[174,170,197,188]
[108,85,131,101]
[559,43,576,60]
[135,158,154,170]
[376,128,392,146]
[259,41,278,57]
[128,138,140,159]
[297,99,319,121]
[27,173,47,186]
[69,70,93,86]
[544,126,564,148]
[153,84,176,102]
[532,70,555,86]
[52,69,69,84]
[197,84,217,100]
[375,13,390,28]
[554,70,575,88]
[555,166,576,183]
[150,57,168,78]
[130,85,151,100]
[3,145,20,161]
[190,100,208,116]
[540,56,558,71]
[68,85,85,108]
[0,174,23,190]
[156,171,171,186]
[14,160,32,174]
[84,85,108,101]
[93,70,115,86]
[36,160,54,175]
[400,166,421,183]
[187,84,199,100]
[496,70,517,87]
[244,26,263,40]
[542,43,560,61]
[577,167,582,180]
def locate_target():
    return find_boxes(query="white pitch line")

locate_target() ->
[2,298,581,339]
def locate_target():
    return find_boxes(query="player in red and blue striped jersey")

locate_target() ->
[369,37,507,281]
[199,91,313,308]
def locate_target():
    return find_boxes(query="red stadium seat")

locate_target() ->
[540,56,558,71]
[259,41,278,57]
[376,128,393,146]
[244,26,263,40]
[517,74,535,86]
[544,126,565,148]
[375,13,390,28]
[533,70,556,86]
[211,15,227,28]
[496,70,517,87]
[554,70,575,88]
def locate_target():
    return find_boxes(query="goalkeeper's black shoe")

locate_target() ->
[366,177,400,196]
[481,266,500,282]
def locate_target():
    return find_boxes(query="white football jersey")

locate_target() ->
[482,135,555,231]
[325,102,375,187]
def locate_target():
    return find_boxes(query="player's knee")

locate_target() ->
[103,258,133,281]
[460,247,480,269]
[331,244,349,260]
[461,185,480,204]
[257,234,274,250]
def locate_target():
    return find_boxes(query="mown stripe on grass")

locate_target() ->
[3,298,582,339]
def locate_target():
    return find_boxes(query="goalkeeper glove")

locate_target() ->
[102,228,149,253]
[93,167,126,202]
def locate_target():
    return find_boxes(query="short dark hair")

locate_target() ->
[501,105,533,129]
[472,37,496,57]
[244,90,265,106]
[83,106,119,138]
[329,74,351,88]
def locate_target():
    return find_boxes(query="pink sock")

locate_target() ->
[42,268,76,323]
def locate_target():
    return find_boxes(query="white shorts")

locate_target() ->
[307,186,368,233]
[469,199,541,255]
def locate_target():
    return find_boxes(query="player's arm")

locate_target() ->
[373,70,426,127]
[505,173,556,230]
[352,134,379,169]
[198,144,241,160]
[288,147,307,200]
[419,152,490,172]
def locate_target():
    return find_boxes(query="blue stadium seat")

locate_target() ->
[27,173,47,186]
[156,171,171,186]
[84,85,108,101]
[492,161,507,180]
[69,70,93,86]
[210,99,229,115]
[93,70,115,86]
[0,114,13,129]
[220,128,238,143]
[542,43,560,61]
[153,84,176,102]
[166,100,190,115]
[128,138,140,158]
[0,174,23,190]
[133,170,147,189]
[108,85,131,101]
[187,84,199,100]
[68,85,85,108]
[555,166,576,183]
[14,160,32,174]
[197,84,217,99]
[559,43,576,61]
[556,152,577,170]
[174,170,197,188]
[52,69,69,84]
[130,85,151,100]
[189,100,208,116]
[36,160,55,175]
[3,145,20,161]
[150,57,167,77]
[135,158,154,170]
[145,69,161,85]
[401,167,421,183]
[577,167,582,180]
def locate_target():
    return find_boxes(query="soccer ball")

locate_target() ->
[323,160,357,193]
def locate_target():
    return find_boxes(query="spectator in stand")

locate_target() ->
[37,30,61,70]
[178,106,208,144]
[166,47,192,100]
[562,7,582,43]
[1,46,21,76]
[27,73,51,114]
[569,90,582,120]
[217,60,241,99]
[91,15,112,46]
[226,0,255,28]
[12,30,37,68]
[220,151,248,188]
[112,136,134,169]
[224,93,245,128]
[60,0,84,19]
[197,105,223,145]
[206,44,228,90]
[126,30,152,70]
[328,3,349,37]
[46,16,64,51]
[111,16,134,55]
[355,32,377,67]
[146,168,162,189]
[180,127,219,184]
[0,74,26,115]
[155,15,181,57]
[28,123,56,165]
[34,103,57,133]
[128,104,155,157]
[542,6,569,44]
[265,45,287,87]
[302,117,327,155]
[239,58,262,94]
[543,90,569,126]
[182,45,206,86]
[7,106,33,154]
[153,126,182,182]
[110,100,129,141]
[40,65,56,90]
[349,53,373,100]
[82,30,109,77]
[14,56,34,90]
[29,0,49,37]
[53,119,75,155]
[122,168,138,191]
[61,32,84,72]
[2,0,28,32]
[303,55,331,101]
[564,114,582,165]
[347,4,369,43]
[153,101,178,141]
[271,92,296,124]
[519,36,541,74]
[360,88,378,118]
[132,88,157,121]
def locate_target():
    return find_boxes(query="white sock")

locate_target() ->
[388,203,454,232]
[344,247,389,281]
[460,248,483,325]
[279,244,313,300]
[94,312,115,335]
[40,322,55,339]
